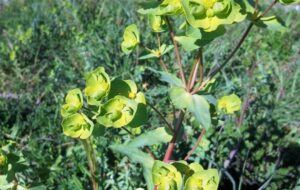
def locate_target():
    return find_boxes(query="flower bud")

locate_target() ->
[62,113,94,139]
[84,67,110,105]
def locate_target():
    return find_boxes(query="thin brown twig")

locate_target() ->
[187,48,203,91]
[258,0,278,19]
[184,128,206,161]
[164,17,187,87]
[148,103,174,133]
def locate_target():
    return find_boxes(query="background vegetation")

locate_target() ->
[0,0,299,189]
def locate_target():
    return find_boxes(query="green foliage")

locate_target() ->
[110,127,173,189]
[1,0,300,189]
[169,87,211,129]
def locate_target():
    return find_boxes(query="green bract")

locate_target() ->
[109,79,146,104]
[217,94,241,114]
[152,160,183,190]
[97,96,138,128]
[172,161,204,181]
[181,0,246,32]
[149,14,167,32]
[121,24,140,54]
[61,88,83,117]
[139,0,183,16]
[62,113,94,139]
[84,67,110,105]
[279,0,300,5]
[184,168,219,190]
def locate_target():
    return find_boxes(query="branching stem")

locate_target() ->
[165,17,187,88]
[184,128,206,161]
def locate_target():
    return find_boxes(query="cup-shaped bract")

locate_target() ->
[138,0,183,16]
[109,79,146,104]
[121,24,140,54]
[217,94,241,114]
[279,0,300,4]
[62,113,94,139]
[158,0,183,15]
[61,88,83,117]
[184,169,219,190]
[152,160,183,190]
[97,96,138,128]
[84,67,110,105]
[182,0,246,32]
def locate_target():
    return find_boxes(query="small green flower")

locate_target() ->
[149,14,167,32]
[152,160,183,190]
[217,94,241,114]
[84,67,110,105]
[182,0,246,32]
[0,153,7,167]
[184,168,219,190]
[62,113,94,139]
[97,96,138,128]
[61,88,83,117]
[121,24,140,54]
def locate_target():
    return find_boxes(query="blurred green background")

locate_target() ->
[0,0,299,189]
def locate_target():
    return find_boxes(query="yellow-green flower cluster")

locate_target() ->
[138,0,245,32]
[182,0,245,32]
[217,94,241,114]
[152,160,219,190]
[60,67,147,139]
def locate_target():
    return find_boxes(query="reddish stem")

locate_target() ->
[163,111,185,162]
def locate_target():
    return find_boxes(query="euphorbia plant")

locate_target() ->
[59,0,299,189]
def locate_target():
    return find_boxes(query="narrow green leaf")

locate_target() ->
[255,16,287,32]
[128,127,172,147]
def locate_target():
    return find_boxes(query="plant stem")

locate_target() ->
[156,33,169,72]
[148,103,174,133]
[184,128,206,161]
[82,138,99,190]
[165,17,187,88]
[163,111,185,162]
[187,48,203,91]
[258,0,278,19]
[192,22,254,94]
[208,22,254,79]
